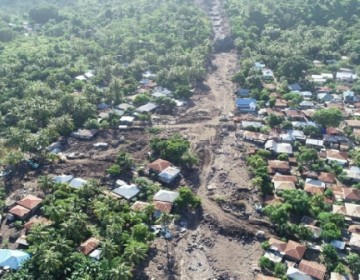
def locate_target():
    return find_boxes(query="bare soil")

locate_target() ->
[138,0,273,279]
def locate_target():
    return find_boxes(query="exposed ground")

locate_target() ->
[139,0,273,279]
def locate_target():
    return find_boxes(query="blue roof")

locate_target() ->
[0,249,30,270]
[288,83,302,91]
[236,98,256,106]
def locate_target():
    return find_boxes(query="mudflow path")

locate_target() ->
[139,1,273,279]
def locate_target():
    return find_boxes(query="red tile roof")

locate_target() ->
[318,172,336,184]
[79,237,100,255]
[343,188,360,201]
[9,205,30,218]
[272,174,297,183]
[299,260,326,280]
[17,195,43,210]
[148,159,171,173]
[153,200,173,214]
[304,185,325,195]
[268,160,290,170]
[284,240,306,261]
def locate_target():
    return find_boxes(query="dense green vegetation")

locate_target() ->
[225,0,360,84]
[0,0,211,158]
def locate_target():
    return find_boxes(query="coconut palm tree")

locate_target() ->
[144,203,155,225]
[38,175,54,194]
[109,262,133,280]
[124,241,148,264]
[100,239,119,259]
[38,249,62,275]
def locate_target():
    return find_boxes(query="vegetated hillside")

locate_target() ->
[0,0,211,158]
[224,0,360,82]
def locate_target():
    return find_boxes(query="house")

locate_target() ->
[242,131,268,144]
[241,121,263,129]
[262,68,274,80]
[284,240,306,261]
[79,237,100,256]
[318,172,336,184]
[268,160,290,174]
[17,195,43,212]
[265,108,284,117]
[326,150,348,165]
[153,200,173,218]
[280,130,306,143]
[158,167,181,184]
[268,237,287,252]
[152,86,171,98]
[272,174,297,183]
[130,201,150,212]
[24,217,52,232]
[75,75,87,81]
[112,184,140,200]
[298,260,326,280]
[71,129,98,140]
[300,101,315,109]
[120,116,135,125]
[304,183,325,195]
[292,121,317,129]
[349,233,360,251]
[305,139,324,149]
[116,103,135,111]
[254,62,266,70]
[236,88,250,97]
[0,249,30,270]
[142,70,157,79]
[348,224,360,234]
[337,72,358,82]
[284,110,305,120]
[342,187,360,202]
[300,91,313,99]
[274,181,296,192]
[136,102,158,113]
[53,174,74,184]
[287,267,313,280]
[289,83,302,92]
[344,203,360,220]
[318,86,332,93]
[153,190,179,203]
[69,178,87,189]
[274,99,288,109]
[330,240,346,250]
[236,98,257,113]
[323,135,348,147]
[345,166,360,182]
[343,90,355,103]
[8,205,31,220]
[265,140,293,155]
[148,159,172,174]
[317,93,333,103]
[345,120,360,129]
[304,225,322,239]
